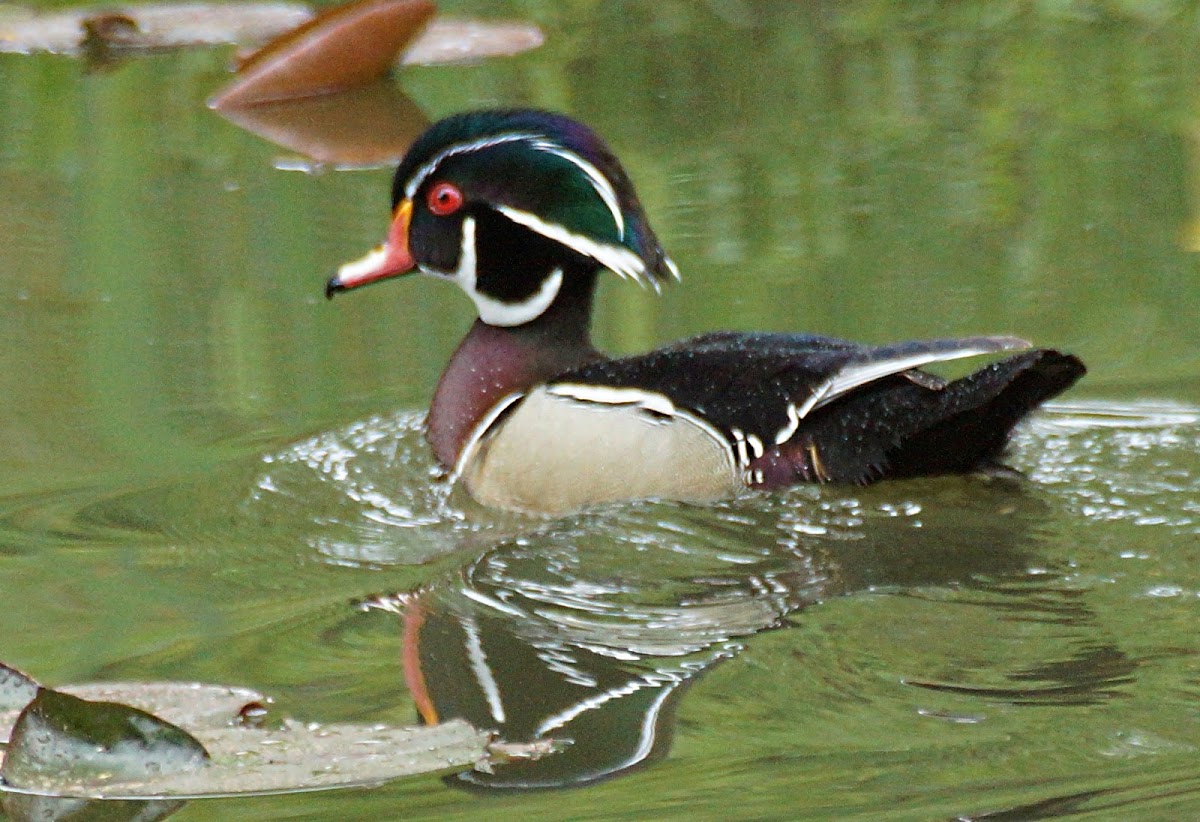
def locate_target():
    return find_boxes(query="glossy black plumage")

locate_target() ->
[554,333,1086,486]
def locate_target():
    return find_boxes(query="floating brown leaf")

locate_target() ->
[209,0,435,108]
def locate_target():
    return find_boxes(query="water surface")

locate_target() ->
[1,2,1199,819]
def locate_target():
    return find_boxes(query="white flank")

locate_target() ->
[496,205,649,285]
[530,138,626,239]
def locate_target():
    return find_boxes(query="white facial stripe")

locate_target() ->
[403,131,675,288]
[421,216,564,327]
[405,132,538,200]
[495,205,650,286]
[474,268,563,327]
[404,132,627,244]
[529,139,625,239]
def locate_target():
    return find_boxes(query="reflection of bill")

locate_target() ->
[379,492,1038,791]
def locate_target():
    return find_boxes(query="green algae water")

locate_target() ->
[1,2,1199,819]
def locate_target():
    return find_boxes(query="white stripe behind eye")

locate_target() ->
[495,205,652,288]
[405,132,539,199]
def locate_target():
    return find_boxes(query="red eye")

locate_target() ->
[427,182,463,216]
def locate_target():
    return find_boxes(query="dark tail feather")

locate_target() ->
[883,350,1086,478]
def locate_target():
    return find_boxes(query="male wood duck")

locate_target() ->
[326,109,1086,515]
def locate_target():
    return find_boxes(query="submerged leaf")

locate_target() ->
[209,0,435,107]
[0,674,490,799]
[2,689,210,791]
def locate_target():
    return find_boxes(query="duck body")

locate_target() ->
[327,109,1086,515]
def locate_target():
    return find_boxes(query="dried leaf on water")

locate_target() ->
[401,19,544,65]
[210,0,435,108]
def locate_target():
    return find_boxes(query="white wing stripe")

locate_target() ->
[794,340,1032,420]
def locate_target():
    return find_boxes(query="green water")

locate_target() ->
[2,1,1199,819]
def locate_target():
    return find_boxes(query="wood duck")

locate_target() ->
[326,109,1086,515]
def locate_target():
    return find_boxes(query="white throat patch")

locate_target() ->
[422,216,564,327]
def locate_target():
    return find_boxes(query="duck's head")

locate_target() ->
[326,109,678,326]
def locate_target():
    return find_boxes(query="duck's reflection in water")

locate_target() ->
[373,482,1049,790]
